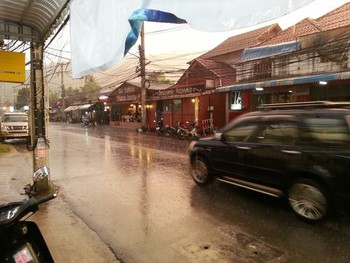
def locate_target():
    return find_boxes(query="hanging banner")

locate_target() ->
[0,51,25,83]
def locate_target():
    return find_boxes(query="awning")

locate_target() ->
[0,0,70,42]
[63,105,80,112]
[78,104,93,110]
[216,71,350,93]
[240,41,301,62]
[88,102,104,111]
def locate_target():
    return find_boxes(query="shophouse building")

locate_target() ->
[217,3,350,113]
[107,80,171,129]
[146,24,281,131]
[147,59,235,130]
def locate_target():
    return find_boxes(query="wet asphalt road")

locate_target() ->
[8,122,350,262]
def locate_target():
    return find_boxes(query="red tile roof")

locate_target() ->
[199,24,281,59]
[172,58,235,88]
[261,2,350,46]
[317,2,350,31]
[195,59,234,78]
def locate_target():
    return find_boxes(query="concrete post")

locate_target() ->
[29,43,50,194]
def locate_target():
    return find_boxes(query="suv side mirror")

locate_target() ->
[214,132,223,140]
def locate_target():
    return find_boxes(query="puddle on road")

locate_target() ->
[172,228,285,262]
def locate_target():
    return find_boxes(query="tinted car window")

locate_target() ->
[223,121,258,142]
[250,121,298,145]
[304,117,350,144]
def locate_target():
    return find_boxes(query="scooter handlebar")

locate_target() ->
[36,193,57,206]
[0,193,57,226]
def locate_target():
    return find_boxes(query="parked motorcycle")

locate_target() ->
[155,119,164,135]
[176,121,200,140]
[0,166,56,263]
[154,119,177,137]
[81,116,95,127]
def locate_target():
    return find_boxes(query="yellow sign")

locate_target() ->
[0,51,25,83]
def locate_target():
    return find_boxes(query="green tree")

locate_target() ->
[81,75,101,97]
[16,87,29,109]
[148,72,175,84]
[49,91,60,107]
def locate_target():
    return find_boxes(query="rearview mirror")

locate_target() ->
[33,166,50,182]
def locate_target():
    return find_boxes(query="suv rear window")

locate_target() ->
[304,117,350,144]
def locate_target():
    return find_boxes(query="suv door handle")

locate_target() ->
[281,150,301,155]
[236,146,250,150]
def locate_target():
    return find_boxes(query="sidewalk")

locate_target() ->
[0,146,119,263]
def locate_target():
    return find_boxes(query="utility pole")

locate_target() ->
[60,63,66,121]
[139,22,147,127]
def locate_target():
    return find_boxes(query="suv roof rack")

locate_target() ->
[258,101,350,110]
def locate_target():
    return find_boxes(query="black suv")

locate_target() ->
[188,101,350,222]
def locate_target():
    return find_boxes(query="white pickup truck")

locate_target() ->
[0,112,29,142]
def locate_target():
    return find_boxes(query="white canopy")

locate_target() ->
[70,0,315,78]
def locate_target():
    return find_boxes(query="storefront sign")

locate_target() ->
[116,85,139,95]
[148,86,205,99]
[110,83,142,102]
[116,94,141,102]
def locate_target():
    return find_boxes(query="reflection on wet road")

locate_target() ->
[49,123,350,263]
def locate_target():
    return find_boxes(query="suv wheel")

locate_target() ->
[190,157,212,185]
[0,137,5,143]
[288,179,329,222]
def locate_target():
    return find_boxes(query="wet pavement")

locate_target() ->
[1,122,350,262]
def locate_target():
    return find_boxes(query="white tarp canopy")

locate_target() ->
[70,0,315,78]
[78,104,93,110]
[63,105,80,112]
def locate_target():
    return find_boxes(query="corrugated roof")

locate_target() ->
[0,0,70,42]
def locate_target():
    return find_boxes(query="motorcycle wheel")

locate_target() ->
[179,131,186,140]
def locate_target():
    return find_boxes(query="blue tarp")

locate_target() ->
[240,41,301,62]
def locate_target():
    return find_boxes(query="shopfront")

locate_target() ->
[217,71,350,119]
[108,82,142,126]
[146,85,226,130]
